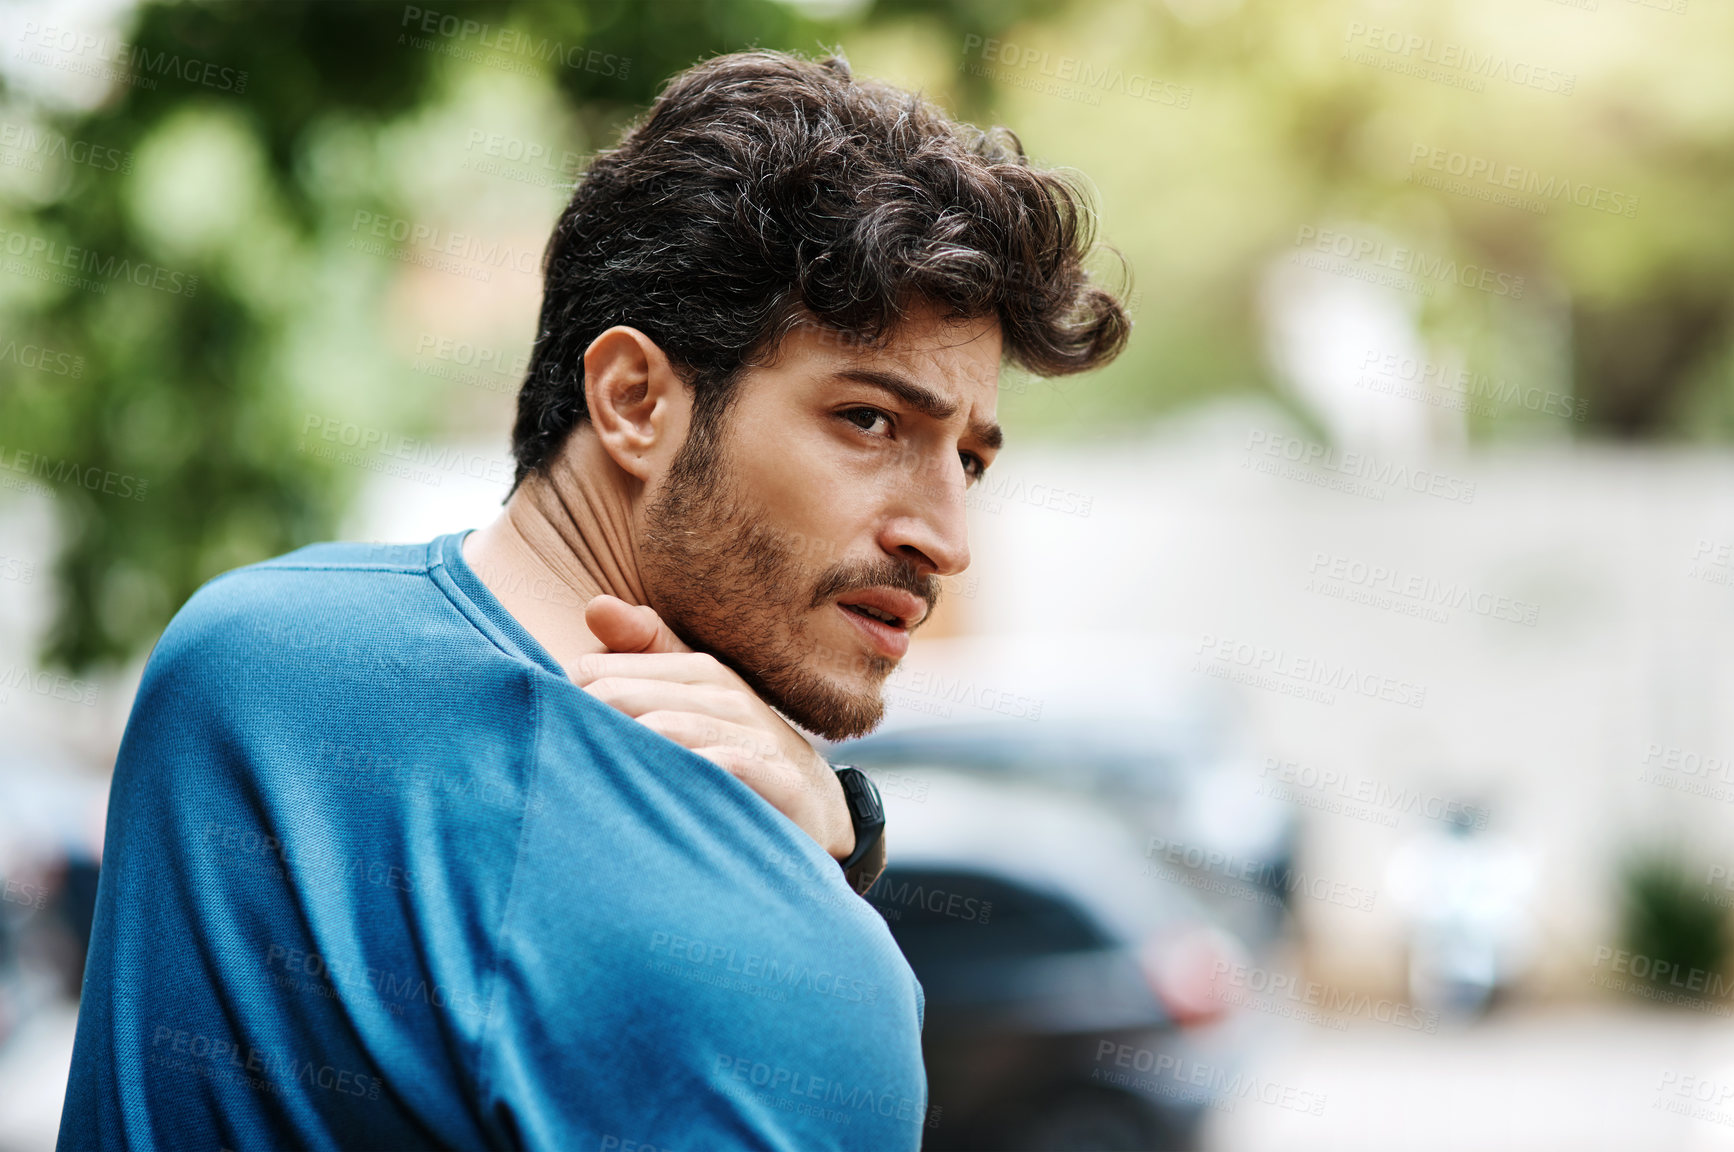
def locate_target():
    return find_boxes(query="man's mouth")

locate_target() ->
[833,588,927,661]
[835,588,926,631]
[842,603,902,627]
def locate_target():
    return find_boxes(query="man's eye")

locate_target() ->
[842,407,892,436]
[961,453,987,483]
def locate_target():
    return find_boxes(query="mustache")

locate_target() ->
[808,559,941,622]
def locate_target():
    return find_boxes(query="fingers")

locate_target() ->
[576,595,846,857]
[571,650,737,689]
[584,677,755,726]
[628,708,851,859]
[585,594,693,655]
[634,710,784,772]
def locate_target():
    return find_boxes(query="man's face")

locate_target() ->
[640,303,1003,741]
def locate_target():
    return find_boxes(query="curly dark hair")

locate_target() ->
[509,49,1130,491]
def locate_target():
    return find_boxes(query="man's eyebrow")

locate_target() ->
[834,369,1004,451]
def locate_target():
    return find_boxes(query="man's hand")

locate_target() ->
[578,595,857,863]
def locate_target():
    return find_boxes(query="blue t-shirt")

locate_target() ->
[59,532,928,1151]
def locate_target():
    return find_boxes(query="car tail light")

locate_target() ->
[1139,924,1247,1028]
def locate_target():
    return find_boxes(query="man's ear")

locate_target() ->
[582,326,690,483]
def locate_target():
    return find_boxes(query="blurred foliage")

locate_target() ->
[2,0,1734,671]
[1616,852,1726,998]
[0,0,833,669]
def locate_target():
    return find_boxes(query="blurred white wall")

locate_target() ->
[936,398,1734,996]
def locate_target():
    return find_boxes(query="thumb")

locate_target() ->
[585,594,693,654]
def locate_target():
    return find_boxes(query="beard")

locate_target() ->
[639,413,938,742]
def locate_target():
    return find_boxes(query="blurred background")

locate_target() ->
[3,0,1734,1148]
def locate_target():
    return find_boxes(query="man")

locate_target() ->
[59,50,1126,1150]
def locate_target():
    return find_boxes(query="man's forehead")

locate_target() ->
[872,310,1001,362]
[844,313,1003,401]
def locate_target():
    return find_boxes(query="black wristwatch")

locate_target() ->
[833,765,886,889]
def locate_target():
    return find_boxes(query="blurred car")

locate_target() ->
[843,718,1297,951]
[855,768,1249,1152]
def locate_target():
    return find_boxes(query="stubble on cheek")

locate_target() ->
[638,444,892,741]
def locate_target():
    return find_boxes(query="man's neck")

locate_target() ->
[462,435,644,677]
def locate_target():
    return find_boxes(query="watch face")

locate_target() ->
[840,768,884,826]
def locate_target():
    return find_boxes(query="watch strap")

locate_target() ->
[842,826,887,896]
[832,765,886,892]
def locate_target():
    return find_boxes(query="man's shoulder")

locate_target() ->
[249,537,433,575]
[146,538,451,678]
[128,533,546,777]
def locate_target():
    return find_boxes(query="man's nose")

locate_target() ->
[879,458,972,577]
